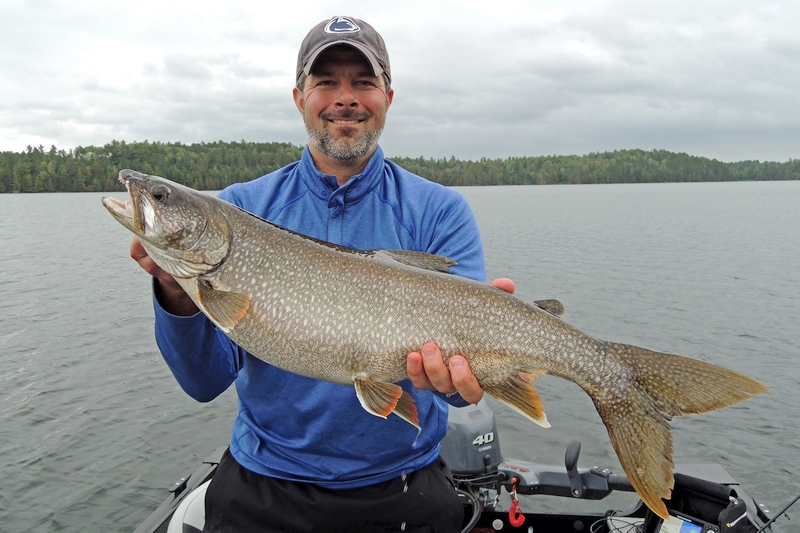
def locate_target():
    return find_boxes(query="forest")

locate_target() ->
[1,140,798,193]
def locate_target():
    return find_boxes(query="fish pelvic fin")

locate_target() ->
[197,280,251,333]
[482,370,551,428]
[595,342,769,520]
[353,377,420,431]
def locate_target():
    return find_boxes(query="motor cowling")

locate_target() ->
[439,398,503,476]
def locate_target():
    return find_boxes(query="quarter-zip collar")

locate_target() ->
[299,145,385,206]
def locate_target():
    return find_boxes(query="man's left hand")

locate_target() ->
[406,278,515,405]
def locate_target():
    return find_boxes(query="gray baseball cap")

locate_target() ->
[296,16,391,85]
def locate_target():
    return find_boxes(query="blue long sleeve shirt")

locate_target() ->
[153,146,486,488]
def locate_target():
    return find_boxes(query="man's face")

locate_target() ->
[293,46,394,163]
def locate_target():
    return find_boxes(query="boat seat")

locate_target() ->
[167,480,209,533]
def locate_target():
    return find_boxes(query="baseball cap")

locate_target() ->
[296,16,391,85]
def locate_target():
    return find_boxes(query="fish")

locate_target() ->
[102,169,768,519]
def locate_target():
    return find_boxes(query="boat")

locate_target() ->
[134,399,791,533]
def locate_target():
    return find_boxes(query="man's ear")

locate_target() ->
[386,88,394,110]
[292,87,304,114]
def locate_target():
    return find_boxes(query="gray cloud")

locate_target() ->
[162,55,214,80]
[1,1,798,162]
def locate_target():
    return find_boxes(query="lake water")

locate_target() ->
[1,181,798,531]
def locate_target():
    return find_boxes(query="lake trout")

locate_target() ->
[102,169,767,519]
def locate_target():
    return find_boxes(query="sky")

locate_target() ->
[2,0,799,162]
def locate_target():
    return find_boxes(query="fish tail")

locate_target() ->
[595,342,768,519]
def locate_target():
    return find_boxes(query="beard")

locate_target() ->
[304,110,384,162]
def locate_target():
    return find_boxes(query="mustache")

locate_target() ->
[320,110,371,121]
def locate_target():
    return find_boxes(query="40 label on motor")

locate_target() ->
[472,432,495,446]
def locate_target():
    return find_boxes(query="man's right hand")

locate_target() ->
[130,237,199,316]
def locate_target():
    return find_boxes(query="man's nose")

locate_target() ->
[335,81,359,107]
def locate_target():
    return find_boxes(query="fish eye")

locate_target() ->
[151,184,170,202]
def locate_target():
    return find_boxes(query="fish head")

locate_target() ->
[102,169,230,278]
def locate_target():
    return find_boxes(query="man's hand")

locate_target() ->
[130,237,199,316]
[406,278,515,404]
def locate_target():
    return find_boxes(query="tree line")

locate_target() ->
[0,140,304,194]
[1,140,798,193]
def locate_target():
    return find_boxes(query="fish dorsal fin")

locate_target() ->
[482,370,550,428]
[534,299,565,317]
[197,280,251,333]
[371,250,457,273]
[353,376,420,430]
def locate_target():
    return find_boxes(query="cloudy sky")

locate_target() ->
[2,0,798,162]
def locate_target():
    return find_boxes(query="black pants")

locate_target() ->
[203,449,464,533]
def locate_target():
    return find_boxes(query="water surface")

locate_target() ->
[0,181,797,531]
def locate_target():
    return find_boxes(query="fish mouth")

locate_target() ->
[101,195,134,229]
[101,170,149,235]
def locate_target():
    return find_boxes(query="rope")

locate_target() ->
[508,479,525,527]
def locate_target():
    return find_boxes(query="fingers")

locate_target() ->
[130,237,163,277]
[130,237,172,284]
[448,355,483,404]
[420,343,456,394]
[129,236,147,262]
[407,350,433,391]
[406,343,483,404]
[490,277,515,294]
[407,344,448,392]
[129,237,197,315]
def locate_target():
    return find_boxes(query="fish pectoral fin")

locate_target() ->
[353,377,420,430]
[372,250,457,273]
[482,370,551,428]
[533,299,565,317]
[196,280,251,333]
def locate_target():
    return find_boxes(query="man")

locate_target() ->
[132,16,513,532]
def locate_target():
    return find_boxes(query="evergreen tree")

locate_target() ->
[0,141,798,193]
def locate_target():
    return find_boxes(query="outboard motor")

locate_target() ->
[440,398,503,477]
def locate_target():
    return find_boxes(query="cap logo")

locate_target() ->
[325,16,360,34]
